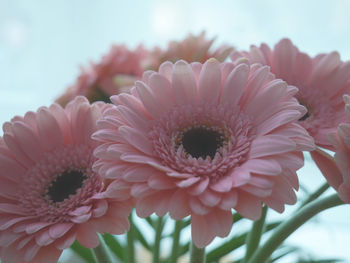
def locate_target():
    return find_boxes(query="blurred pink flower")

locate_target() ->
[93,59,314,248]
[231,38,350,150]
[56,45,147,106]
[0,97,133,263]
[313,95,350,203]
[150,31,233,70]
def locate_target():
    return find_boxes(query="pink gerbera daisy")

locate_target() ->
[0,97,133,263]
[150,31,233,70]
[93,58,314,247]
[56,45,147,106]
[231,38,350,150]
[312,95,350,203]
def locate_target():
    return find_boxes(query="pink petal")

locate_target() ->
[48,223,73,239]
[149,73,176,111]
[242,159,282,176]
[191,214,214,248]
[312,52,340,80]
[12,122,42,162]
[68,205,92,217]
[76,224,100,248]
[70,213,92,223]
[198,190,221,207]
[135,81,163,119]
[0,203,28,215]
[198,59,221,102]
[338,183,350,203]
[55,231,77,250]
[168,189,191,220]
[136,190,171,217]
[159,61,174,81]
[206,209,233,237]
[234,192,262,220]
[220,63,249,106]
[256,110,302,136]
[118,126,154,155]
[188,177,209,195]
[49,103,72,144]
[210,175,233,192]
[172,60,197,105]
[249,135,296,158]
[219,191,238,210]
[176,177,201,188]
[24,243,41,262]
[37,108,64,151]
[189,197,210,215]
[148,174,174,189]
[35,231,54,246]
[117,105,150,132]
[240,66,269,107]
[31,244,62,263]
[92,200,109,218]
[271,38,296,81]
[0,154,24,182]
[310,148,343,189]
[3,133,34,167]
[123,165,156,182]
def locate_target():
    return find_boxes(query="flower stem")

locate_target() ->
[169,220,184,263]
[242,205,268,263]
[92,236,113,263]
[247,193,344,263]
[126,213,135,263]
[153,216,164,263]
[190,242,206,263]
[299,182,330,208]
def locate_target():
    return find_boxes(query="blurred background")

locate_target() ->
[1,0,350,262]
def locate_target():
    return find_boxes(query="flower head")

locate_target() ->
[0,97,133,263]
[93,58,314,247]
[231,38,350,150]
[150,31,233,70]
[56,45,147,106]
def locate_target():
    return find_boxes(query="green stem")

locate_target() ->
[190,242,206,263]
[243,205,268,263]
[126,213,135,263]
[92,236,113,263]
[169,220,184,263]
[299,182,330,208]
[247,193,344,263]
[153,216,164,263]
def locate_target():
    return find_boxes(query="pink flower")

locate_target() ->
[312,95,350,203]
[56,45,148,106]
[93,59,314,248]
[231,38,350,150]
[150,31,233,70]
[0,97,133,263]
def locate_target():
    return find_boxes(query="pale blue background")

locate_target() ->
[1,0,350,262]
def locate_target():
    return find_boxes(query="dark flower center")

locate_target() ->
[181,127,224,159]
[47,170,87,203]
[299,102,311,121]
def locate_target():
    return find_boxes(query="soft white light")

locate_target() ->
[1,19,28,48]
[150,2,186,38]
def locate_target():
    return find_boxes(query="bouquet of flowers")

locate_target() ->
[0,32,349,263]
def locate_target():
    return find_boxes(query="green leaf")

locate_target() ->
[206,221,281,262]
[132,220,151,251]
[298,259,344,263]
[102,233,125,261]
[179,242,190,257]
[70,240,96,263]
[270,245,300,262]
[145,216,155,229]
